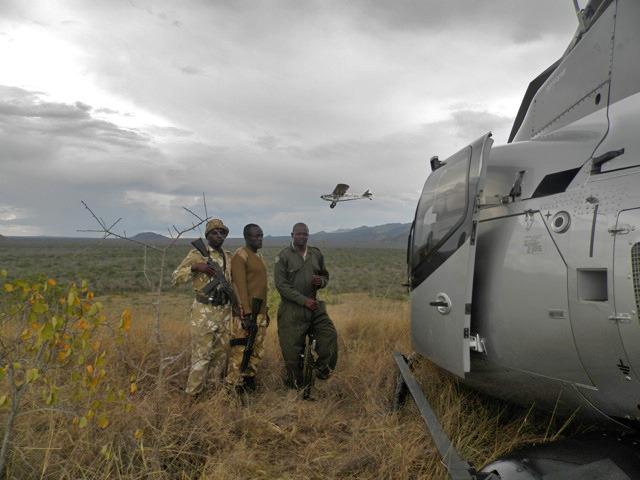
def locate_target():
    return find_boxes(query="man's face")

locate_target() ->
[245,226,263,251]
[206,228,227,249]
[291,225,309,248]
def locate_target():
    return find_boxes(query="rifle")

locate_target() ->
[191,238,238,307]
[230,297,264,372]
[300,333,316,400]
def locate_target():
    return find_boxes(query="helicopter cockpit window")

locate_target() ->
[411,147,470,273]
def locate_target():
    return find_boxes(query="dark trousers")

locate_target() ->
[277,301,338,386]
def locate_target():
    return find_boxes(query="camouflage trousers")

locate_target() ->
[226,313,269,388]
[185,300,232,396]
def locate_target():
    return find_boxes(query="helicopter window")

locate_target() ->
[412,147,470,272]
[531,167,580,198]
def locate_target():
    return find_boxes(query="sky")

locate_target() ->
[0,0,579,238]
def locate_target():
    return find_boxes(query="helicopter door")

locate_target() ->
[613,209,640,379]
[409,133,492,378]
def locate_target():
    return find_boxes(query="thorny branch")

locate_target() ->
[78,196,212,464]
[79,199,209,251]
[182,206,204,222]
[202,192,208,218]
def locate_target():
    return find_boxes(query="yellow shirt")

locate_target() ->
[231,246,268,314]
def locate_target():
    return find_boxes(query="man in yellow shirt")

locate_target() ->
[227,224,269,393]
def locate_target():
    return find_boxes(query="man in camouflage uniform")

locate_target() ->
[172,219,233,397]
[274,222,338,388]
[227,224,269,393]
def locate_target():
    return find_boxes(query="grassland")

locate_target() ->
[0,238,573,479]
[0,238,408,299]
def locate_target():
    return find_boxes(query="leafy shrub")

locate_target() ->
[0,271,129,476]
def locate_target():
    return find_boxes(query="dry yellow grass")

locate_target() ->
[3,293,569,479]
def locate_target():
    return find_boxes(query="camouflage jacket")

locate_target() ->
[172,245,232,296]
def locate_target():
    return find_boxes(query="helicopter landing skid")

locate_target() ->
[393,352,497,480]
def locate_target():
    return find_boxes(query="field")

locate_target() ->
[0,238,408,299]
[0,239,574,479]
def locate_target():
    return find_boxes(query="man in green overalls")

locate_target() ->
[274,222,338,388]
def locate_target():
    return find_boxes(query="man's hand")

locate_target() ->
[191,262,215,276]
[311,275,323,287]
[304,298,318,311]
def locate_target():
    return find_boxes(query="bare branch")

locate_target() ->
[80,201,107,229]
[142,246,153,289]
[79,202,164,251]
[107,218,123,231]
[202,192,208,218]
[182,206,204,222]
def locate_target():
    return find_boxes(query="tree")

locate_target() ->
[78,198,210,471]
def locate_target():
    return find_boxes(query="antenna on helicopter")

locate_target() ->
[430,156,446,171]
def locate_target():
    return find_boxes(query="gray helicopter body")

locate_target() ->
[409,0,640,428]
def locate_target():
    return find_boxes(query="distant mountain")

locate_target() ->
[262,222,411,249]
[0,223,411,249]
[130,232,171,242]
[313,223,410,248]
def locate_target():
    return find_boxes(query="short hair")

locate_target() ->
[243,223,261,238]
[291,222,308,234]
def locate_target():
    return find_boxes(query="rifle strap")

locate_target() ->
[230,338,248,346]
[211,248,226,274]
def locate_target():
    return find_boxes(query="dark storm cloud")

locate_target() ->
[95,107,121,114]
[196,0,575,44]
[348,0,576,43]
[0,86,149,149]
[179,65,204,75]
[0,86,87,119]
[146,125,193,137]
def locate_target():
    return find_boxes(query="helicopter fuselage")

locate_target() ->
[408,0,640,428]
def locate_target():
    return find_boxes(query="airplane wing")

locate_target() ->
[332,184,350,196]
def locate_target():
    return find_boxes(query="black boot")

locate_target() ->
[242,376,256,392]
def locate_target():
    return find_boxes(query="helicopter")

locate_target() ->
[320,183,373,208]
[394,0,640,478]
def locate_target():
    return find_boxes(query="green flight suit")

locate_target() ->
[274,244,338,387]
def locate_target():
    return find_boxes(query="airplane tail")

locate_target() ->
[363,189,373,199]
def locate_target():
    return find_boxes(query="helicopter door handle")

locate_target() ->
[609,313,631,324]
[430,293,452,315]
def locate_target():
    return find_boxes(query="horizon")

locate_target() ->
[0,220,411,240]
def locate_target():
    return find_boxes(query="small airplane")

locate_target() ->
[320,183,373,208]
[394,0,640,478]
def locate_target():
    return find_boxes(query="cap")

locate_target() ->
[205,219,229,235]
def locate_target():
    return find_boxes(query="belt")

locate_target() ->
[195,294,211,305]
[195,294,229,306]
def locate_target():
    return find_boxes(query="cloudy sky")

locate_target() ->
[0,1,578,237]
